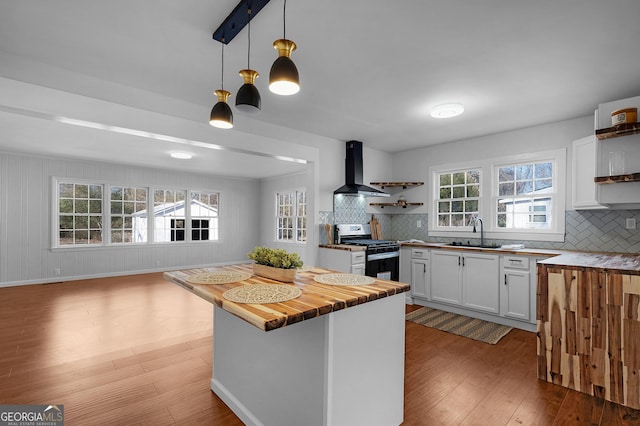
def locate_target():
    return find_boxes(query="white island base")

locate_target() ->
[211,293,405,426]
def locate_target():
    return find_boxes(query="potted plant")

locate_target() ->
[247,246,303,282]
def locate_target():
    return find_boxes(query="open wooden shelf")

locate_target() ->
[370,202,424,208]
[370,182,424,189]
[594,173,640,184]
[595,123,640,140]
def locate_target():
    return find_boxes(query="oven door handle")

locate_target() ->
[367,251,400,261]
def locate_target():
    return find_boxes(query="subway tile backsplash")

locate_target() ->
[320,209,640,254]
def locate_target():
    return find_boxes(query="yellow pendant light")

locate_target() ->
[269,0,299,96]
[210,39,234,129]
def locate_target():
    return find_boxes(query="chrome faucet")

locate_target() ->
[472,216,484,247]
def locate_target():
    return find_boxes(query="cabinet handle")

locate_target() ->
[510,259,522,263]
[458,256,461,266]
[423,264,426,273]
[504,274,508,285]
[462,257,465,267]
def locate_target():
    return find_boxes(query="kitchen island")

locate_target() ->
[537,252,640,409]
[164,264,410,426]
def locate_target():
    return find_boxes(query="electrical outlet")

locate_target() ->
[54,268,61,275]
[417,220,422,228]
[626,218,636,230]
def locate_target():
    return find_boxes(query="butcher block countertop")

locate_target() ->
[538,252,640,274]
[163,264,410,332]
[318,244,366,251]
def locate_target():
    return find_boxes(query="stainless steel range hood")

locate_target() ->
[333,141,389,197]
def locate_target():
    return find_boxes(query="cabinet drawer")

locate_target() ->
[411,249,429,260]
[351,251,366,264]
[502,256,529,269]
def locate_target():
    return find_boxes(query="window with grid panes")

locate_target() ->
[153,189,186,242]
[276,190,307,242]
[496,161,553,229]
[57,182,103,245]
[110,186,148,243]
[190,191,219,241]
[436,169,480,228]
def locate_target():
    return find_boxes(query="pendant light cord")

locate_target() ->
[283,0,287,39]
[247,8,251,68]
[221,40,225,90]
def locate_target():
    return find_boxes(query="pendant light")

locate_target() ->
[210,39,234,129]
[269,0,299,96]
[235,6,261,114]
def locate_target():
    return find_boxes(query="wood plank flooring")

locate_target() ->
[1,273,639,425]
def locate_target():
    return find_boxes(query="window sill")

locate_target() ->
[50,240,223,252]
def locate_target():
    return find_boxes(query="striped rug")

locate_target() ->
[406,306,512,345]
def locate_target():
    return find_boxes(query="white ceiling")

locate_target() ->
[1,0,639,177]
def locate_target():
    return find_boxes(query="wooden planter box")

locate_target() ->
[252,263,297,283]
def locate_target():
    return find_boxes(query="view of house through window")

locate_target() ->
[57,182,103,245]
[153,189,186,242]
[436,170,480,228]
[276,190,307,242]
[190,191,219,241]
[110,186,148,243]
[496,161,553,229]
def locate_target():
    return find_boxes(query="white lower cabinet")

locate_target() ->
[462,253,500,314]
[430,249,499,313]
[317,248,366,275]
[499,255,531,321]
[410,249,429,299]
[430,250,462,305]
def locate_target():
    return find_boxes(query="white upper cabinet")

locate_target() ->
[572,135,606,210]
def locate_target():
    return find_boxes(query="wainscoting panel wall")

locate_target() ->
[0,153,261,286]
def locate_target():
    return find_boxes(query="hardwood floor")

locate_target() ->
[1,273,639,425]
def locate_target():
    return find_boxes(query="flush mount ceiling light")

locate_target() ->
[210,40,234,129]
[269,0,300,96]
[235,7,261,114]
[430,104,465,119]
[170,152,193,159]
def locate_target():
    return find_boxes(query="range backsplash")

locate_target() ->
[320,209,640,254]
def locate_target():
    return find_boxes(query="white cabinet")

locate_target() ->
[462,253,500,314]
[410,249,429,299]
[430,250,462,305]
[499,255,531,321]
[318,248,366,275]
[431,250,499,313]
[572,135,605,210]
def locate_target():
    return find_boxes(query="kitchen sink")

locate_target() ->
[447,241,500,249]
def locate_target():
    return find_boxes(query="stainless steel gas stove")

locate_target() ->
[335,224,400,281]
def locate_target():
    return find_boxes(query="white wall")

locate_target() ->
[0,152,261,286]
[390,116,594,213]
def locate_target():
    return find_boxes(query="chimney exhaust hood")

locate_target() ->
[333,141,390,197]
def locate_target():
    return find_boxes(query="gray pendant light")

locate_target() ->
[210,40,234,129]
[236,6,261,114]
[269,0,299,96]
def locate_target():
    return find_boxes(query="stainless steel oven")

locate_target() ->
[335,224,400,281]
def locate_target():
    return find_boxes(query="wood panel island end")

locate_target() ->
[536,252,640,409]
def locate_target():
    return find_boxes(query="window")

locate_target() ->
[276,190,307,243]
[53,178,223,248]
[110,186,148,243]
[57,182,103,246]
[429,149,565,242]
[153,189,186,242]
[190,191,219,241]
[436,169,480,228]
[496,161,553,229]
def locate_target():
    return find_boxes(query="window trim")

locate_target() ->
[429,149,566,242]
[51,177,223,249]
